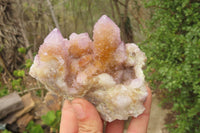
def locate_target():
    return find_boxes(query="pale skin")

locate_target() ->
[60,87,152,133]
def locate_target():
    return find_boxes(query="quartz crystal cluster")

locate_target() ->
[29,15,148,122]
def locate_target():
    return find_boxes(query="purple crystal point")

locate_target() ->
[44,28,64,44]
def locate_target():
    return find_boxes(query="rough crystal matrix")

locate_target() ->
[29,15,148,122]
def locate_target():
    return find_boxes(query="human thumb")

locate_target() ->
[72,98,103,133]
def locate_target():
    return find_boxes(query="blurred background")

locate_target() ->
[0,0,199,133]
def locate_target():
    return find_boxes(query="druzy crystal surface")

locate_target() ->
[29,15,148,122]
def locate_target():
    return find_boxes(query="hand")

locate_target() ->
[60,87,152,133]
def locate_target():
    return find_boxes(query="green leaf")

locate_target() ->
[13,70,25,77]
[0,87,9,97]
[17,47,26,54]
[26,121,44,133]
[25,59,33,68]
[26,121,35,130]
[30,125,44,133]
[41,111,56,126]
[11,78,22,91]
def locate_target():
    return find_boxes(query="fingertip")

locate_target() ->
[72,98,101,120]
[62,100,72,111]
[72,98,103,132]
[60,100,78,133]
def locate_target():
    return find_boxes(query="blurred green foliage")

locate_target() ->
[25,59,33,69]
[0,66,9,97]
[17,47,26,54]
[23,110,61,133]
[12,70,26,92]
[11,79,22,91]
[25,121,44,133]
[141,0,200,132]
[13,70,25,77]
[2,129,11,133]
[41,110,61,131]
[0,86,9,97]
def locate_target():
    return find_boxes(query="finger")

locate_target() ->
[106,120,124,133]
[72,98,103,133]
[127,87,152,133]
[60,100,78,133]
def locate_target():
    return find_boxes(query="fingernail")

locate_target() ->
[72,103,85,119]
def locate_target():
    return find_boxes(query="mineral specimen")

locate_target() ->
[29,15,148,122]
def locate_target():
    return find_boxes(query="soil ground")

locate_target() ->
[147,94,170,133]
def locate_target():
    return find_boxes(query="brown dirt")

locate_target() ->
[147,93,170,133]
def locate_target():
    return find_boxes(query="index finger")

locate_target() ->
[127,86,152,133]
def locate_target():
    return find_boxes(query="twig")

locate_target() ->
[16,1,33,60]
[118,0,126,7]
[46,0,60,30]
[0,55,14,80]
[123,0,130,22]
[113,0,121,22]
[18,21,33,60]
[18,87,43,95]
[45,85,55,93]
[109,0,116,21]
[2,73,12,91]
[2,73,8,84]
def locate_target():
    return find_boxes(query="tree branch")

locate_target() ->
[18,87,43,95]
[118,0,126,7]
[18,19,33,60]
[46,0,60,30]
[16,0,33,60]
